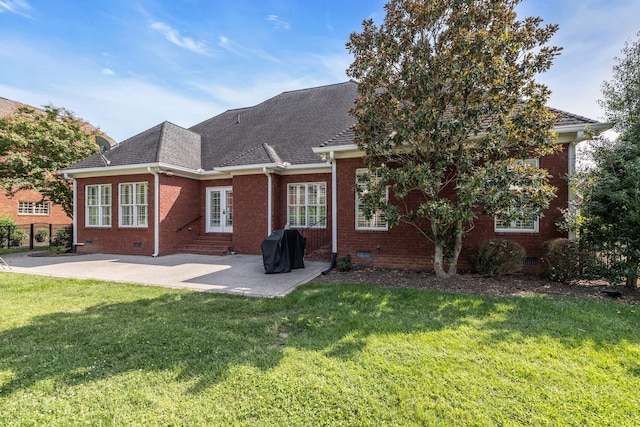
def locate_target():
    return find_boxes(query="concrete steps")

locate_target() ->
[179,234,233,256]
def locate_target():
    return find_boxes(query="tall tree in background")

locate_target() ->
[580,33,640,288]
[347,0,561,277]
[0,105,99,218]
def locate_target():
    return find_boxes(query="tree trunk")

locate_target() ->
[444,222,464,277]
[433,243,447,278]
[626,260,639,288]
[432,221,464,279]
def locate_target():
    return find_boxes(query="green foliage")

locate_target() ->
[468,238,525,277]
[579,33,640,288]
[52,225,73,253]
[600,31,640,137]
[542,238,589,283]
[0,105,100,218]
[336,253,352,272]
[0,213,24,247]
[347,0,561,277]
[35,228,48,243]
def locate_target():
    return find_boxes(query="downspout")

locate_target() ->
[148,167,160,257]
[567,131,583,241]
[64,173,78,252]
[322,151,338,274]
[263,167,272,236]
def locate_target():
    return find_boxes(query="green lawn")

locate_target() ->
[1,273,638,426]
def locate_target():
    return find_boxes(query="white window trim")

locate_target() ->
[118,182,148,228]
[495,216,540,233]
[494,158,540,233]
[287,182,327,228]
[18,201,50,216]
[356,168,388,231]
[85,184,112,227]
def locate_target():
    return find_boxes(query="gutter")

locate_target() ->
[322,151,338,275]
[64,173,78,252]
[263,166,273,236]
[147,167,160,257]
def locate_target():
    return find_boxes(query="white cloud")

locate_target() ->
[0,0,31,17]
[101,68,115,76]
[266,15,290,30]
[150,21,209,55]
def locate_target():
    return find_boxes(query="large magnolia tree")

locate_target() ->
[347,0,562,277]
[0,105,99,218]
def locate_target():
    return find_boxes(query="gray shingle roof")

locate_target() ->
[319,106,604,149]
[65,81,605,171]
[191,81,358,169]
[68,121,200,169]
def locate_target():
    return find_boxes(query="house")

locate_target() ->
[0,96,114,227]
[62,81,609,271]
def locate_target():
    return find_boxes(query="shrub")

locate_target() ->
[468,239,525,277]
[35,228,49,243]
[0,214,25,247]
[542,238,589,284]
[52,225,72,253]
[10,228,26,246]
[336,254,352,272]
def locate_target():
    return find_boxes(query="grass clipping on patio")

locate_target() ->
[0,272,639,426]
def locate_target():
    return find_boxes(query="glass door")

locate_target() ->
[206,187,233,233]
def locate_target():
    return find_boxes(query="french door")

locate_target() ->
[206,187,233,233]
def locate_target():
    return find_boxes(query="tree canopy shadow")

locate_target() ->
[1,281,638,397]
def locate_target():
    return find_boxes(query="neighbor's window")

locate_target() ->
[495,159,540,233]
[287,182,326,228]
[356,168,388,230]
[18,201,50,216]
[86,184,111,227]
[119,182,148,227]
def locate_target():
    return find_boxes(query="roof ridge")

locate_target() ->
[320,125,355,147]
[263,143,283,164]
[219,144,265,167]
[549,107,599,124]
[280,80,356,96]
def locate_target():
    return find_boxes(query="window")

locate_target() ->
[356,168,388,230]
[495,159,539,233]
[287,182,326,227]
[119,182,148,227]
[18,201,50,216]
[86,184,111,227]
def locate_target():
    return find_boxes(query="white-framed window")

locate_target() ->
[119,182,148,227]
[86,184,112,227]
[495,159,540,233]
[356,168,388,230]
[287,182,326,228]
[18,201,50,216]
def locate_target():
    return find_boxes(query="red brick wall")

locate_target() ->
[336,149,570,271]
[158,175,202,255]
[231,174,269,254]
[76,174,155,255]
[0,190,70,225]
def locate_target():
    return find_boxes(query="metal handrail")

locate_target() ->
[176,215,202,232]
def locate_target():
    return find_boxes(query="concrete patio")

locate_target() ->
[0,252,330,297]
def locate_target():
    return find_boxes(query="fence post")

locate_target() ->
[49,224,53,247]
[30,224,34,250]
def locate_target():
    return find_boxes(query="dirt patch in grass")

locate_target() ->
[314,266,640,304]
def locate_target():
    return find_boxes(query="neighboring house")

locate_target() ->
[0,96,114,226]
[62,81,609,271]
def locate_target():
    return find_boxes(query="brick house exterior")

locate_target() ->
[63,81,609,271]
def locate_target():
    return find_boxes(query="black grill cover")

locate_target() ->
[261,229,306,273]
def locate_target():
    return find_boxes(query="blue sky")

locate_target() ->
[1,0,638,142]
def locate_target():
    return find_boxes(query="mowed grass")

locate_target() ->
[1,273,639,426]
